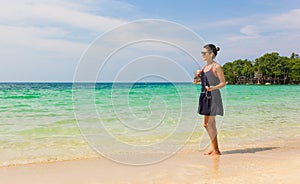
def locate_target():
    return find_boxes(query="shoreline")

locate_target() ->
[0,137,299,183]
[1,134,296,168]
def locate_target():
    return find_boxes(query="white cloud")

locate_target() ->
[0,1,203,82]
[265,9,300,30]
[240,25,261,36]
[198,17,253,29]
[0,25,86,54]
[0,0,133,81]
[1,1,299,81]
[192,8,300,34]
[200,9,300,62]
[0,0,127,31]
[73,20,205,82]
[0,0,131,55]
[219,32,300,62]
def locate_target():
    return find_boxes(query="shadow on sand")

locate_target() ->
[222,147,279,155]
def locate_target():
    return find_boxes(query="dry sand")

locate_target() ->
[0,138,299,184]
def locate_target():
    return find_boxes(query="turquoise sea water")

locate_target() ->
[0,83,299,166]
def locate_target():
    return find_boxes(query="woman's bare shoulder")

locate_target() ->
[214,62,223,70]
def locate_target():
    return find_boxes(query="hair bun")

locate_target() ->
[216,47,220,51]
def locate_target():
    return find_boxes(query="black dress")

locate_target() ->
[198,67,224,116]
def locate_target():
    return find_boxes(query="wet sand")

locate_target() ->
[0,138,299,184]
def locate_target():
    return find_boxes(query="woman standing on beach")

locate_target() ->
[198,44,226,156]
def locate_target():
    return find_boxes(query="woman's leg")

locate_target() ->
[204,115,221,155]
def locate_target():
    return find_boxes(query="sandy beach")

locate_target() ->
[0,138,299,184]
[1,0,300,182]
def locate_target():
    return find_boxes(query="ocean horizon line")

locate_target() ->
[0,82,299,85]
[0,81,193,84]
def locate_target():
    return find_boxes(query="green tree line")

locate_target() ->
[222,52,300,84]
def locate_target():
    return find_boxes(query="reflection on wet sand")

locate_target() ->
[212,155,220,177]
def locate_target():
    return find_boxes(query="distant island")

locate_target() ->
[222,52,300,85]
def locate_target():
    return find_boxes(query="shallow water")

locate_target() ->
[0,83,299,166]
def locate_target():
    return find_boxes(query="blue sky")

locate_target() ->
[0,0,299,82]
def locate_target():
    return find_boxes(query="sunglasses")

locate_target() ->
[201,51,210,55]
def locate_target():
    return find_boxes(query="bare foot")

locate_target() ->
[204,150,213,155]
[210,151,221,156]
